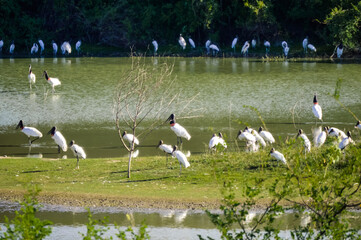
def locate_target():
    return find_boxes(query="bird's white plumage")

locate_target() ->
[173,150,190,168]
[0,40,3,50]
[270,149,287,165]
[171,123,191,141]
[312,103,322,120]
[337,47,343,58]
[284,46,289,57]
[10,43,15,54]
[231,37,238,49]
[339,132,352,150]
[251,130,266,147]
[355,121,361,130]
[315,129,326,147]
[241,41,250,55]
[308,44,316,52]
[259,129,275,143]
[28,68,36,86]
[152,40,158,53]
[188,38,195,48]
[48,77,61,87]
[328,127,346,139]
[70,143,86,159]
[123,133,139,145]
[281,41,288,49]
[178,35,186,50]
[264,41,270,48]
[31,43,39,54]
[298,133,311,152]
[209,134,227,149]
[61,42,71,54]
[76,40,81,52]
[205,40,211,49]
[22,127,43,138]
[52,131,67,152]
[52,42,58,55]
[159,143,173,154]
[303,38,308,51]
[251,39,256,48]
[38,40,44,53]
[209,44,219,54]
[238,131,256,143]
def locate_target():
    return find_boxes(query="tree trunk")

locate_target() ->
[128,150,132,178]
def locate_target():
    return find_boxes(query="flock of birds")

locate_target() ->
[0,39,82,56]
[151,35,344,58]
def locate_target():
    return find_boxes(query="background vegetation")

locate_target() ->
[0,0,360,54]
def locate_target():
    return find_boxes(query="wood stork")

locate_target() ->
[166,114,191,146]
[282,41,289,57]
[28,65,36,89]
[172,145,190,175]
[152,40,158,54]
[122,131,139,147]
[241,41,250,56]
[264,41,270,55]
[258,127,275,144]
[209,44,219,56]
[16,120,43,145]
[355,121,361,130]
[312,94,322,121]
[315,127,327,147]
[69,140,86,169]
[231,36,238,52]
[9,41,15,54]
[38,40,44,55]
[61,41,71,55]
[308,44,316,53]
[188,38,195,48]
[339,131,352,150]
[251,39,256,48]
[303,37,308,54]
[178,34,186,50]
[0,39,3,52]
[43,70,61,92]
[205,40,211,54]
[30,43,39,55]
[48,126,67,153]
[270,148,287,165]
[209,132,227,150]
[328,127,347,139]
[297,129,311,152]
[157,140,173,165]
[237,130,257,150]
[52,41,58,56]
[336,42,343,58]
[251,129,266,147]
[75,40,81,55]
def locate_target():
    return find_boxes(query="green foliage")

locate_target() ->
[0,187,52,240]
[117,221,150,240]
[81,208,111,240]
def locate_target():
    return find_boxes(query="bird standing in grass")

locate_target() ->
[157,140,173,166]
[339,131,352,150]
[308,44,316,53]
[52,41,58,56]
[209,44,220,56]
[31,43,39,55]
[258,127,275,144]
[166,114,191,146]
[336,42,343,58]
[188,38,195,49]
[9,41,15,54]
[241,41,250,56]
[355,121,361,130]
[297,129,311,152]
[282,41,289,57]
[16,120,43,145]
[172,145,190,175]
[43,70,61,92]
[270,148,287,165]
[209,132,227,150]
[38,40,44,55]
[48,126,67,153]
[231,36,238,52]
[76,40,81,55]
[314,126,327,147]
[303,37,308,54]
[28,65,36,89]
[312,94,322,122]
[205,40,211,54]
[178,34,186,50]
[264,41,270,56]
[69,140,86,169]
[152,40,158,54]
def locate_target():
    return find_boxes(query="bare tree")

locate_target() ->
[114,56,200,178]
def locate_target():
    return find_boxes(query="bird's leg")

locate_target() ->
[58,145,61,153]
[76,156,79,169]
[165,153,168,167]
[28,137,31,146]
[179,164,182,176]
[30,137,39,144]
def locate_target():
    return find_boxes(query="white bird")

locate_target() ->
[0,39,3,52]
[152,40,158,54]
[312,94,322,121]
[75,40,81,55]
[16,120,43,145]
[61,41,71,55]
[188,38,195,48]
[157,140,173,166]
[69,140,86,169]
[209,44,219,56]
[52,41,58,55]
[355,121,361,130]
[270,148,287,165]
[315,127,327,147]
[282,41,289,57]
[43,70,61,92]
[30,43,39,55]
[241,41,250,56]
[258,127,275,144]
[251,129,266,147]
[172,145,190,175]
[328,127,347,139]
[336,42,343,58]
[296,129,311,152]
[303,37,308,53]
[339,131,352,150]
[166,114,191,146]
[205,40,211,54]
[28,65,36,89]
[9,41,15,54]
[122,131,139,147]
[264,41,270,55]
[38,40,44,54]
[178,34,186,50]
[251,39,256,48]
[209,132,227,150]
[237,130,257,152]
[231,36,238,52]
[308,44,316,52]
[48,126,67,153]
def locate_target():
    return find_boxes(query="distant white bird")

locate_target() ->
[122,131,139,147]
[31,43,39,55]
[43,70,61,92]
[157,140,173,166]
[264,41,270,55]
[339,131,352,150]
[209,44,219,55]
[166,114,191,146]
[38,40,44,54]
[16,120,43,145]
[152,40,158,54]
[237,130,256,143]
[312,94,322,121]
[355,121,361,130]
[282,41,289,57]
[251,129,266,147]
[251,39,256,48]
[231,36,238,52]
[69,140,86,169]
[270,148,287,165]
[205,40,211,54]
[209,132,227,150]
[297,129,311,152]
[9,41,15,54]
[28,65,36,89]
[48,126,67,153]
[178,34,186,50]
[241,41,250,56]
[336,42,343,58]
[303,37,308,53]
[328,127,346,139]
[0,39,3,52]
[75,40,81,55]
[188,38,195,48]
[258,127,275,144]
[308,44,316,52]
[315,127,327,147]
[61,41,71,55]
[172,145,190,175]
[52,41,58,55]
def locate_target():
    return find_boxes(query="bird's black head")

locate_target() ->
[212,133,216,138]
[347,131,351,137]
[270,148,275,154]
[258,127,263,133]
[166,114,175,123]
[172,145,178,152]
[296,129,303,138]
[338,42,343,49]
[313,94,318,104]
[157,140,163,148]
[69,140,75,146]
[237,130,242,138]
[355,121,360,127]
[48,126,56,135]
[244,126,249,131]
[29,65,32,73]
[16,120,24,129]
[218,132,223,138]
[122,131,127,137]
[329,128,335,134]
[43,71,49,80]
[323,126,328,132]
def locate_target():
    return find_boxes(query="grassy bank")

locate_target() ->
[0,140,361,210]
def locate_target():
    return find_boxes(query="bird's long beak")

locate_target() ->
[15,123,20,129]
